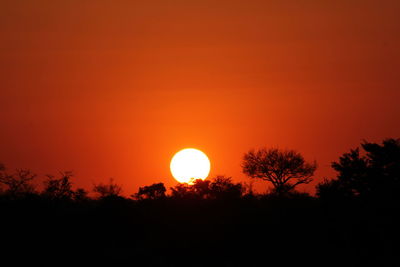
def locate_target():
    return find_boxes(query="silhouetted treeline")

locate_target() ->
[0,139,399,266]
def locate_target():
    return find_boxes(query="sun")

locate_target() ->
[170,148,211,184]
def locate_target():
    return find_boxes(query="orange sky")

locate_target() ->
[1,0,399,195]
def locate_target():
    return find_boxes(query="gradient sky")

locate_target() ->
[1,0,399,195]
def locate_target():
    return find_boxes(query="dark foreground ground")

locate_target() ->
[1,195,398,267]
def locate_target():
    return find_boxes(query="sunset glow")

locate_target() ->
[0,1,398,265]
[0,0,398,194]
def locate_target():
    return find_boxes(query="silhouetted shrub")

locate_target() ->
[169,180,207,199]
[208,175,244,200]
[170,182,193,199]
[169,176,245,200]
[133,182,166,200]
[93,178,122,199]
[73,188,89,202]
[42,171,74,200]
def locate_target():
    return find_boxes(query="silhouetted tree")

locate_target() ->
[170,180,207,199]
[169,179,211,199]
[0,167,37,197]
[169,177,244,200]
[73,188,89,202]
[319,138,400,201]
[209,175,244,199]
[42,171,74,200]
[192,179,211,199]
[242,148,317,195]
[93,178,122,199]
[134,182,166,200]
[170,182,193,199]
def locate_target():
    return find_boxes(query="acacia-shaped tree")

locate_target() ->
[0,166,37,197]
[242,148,317,195]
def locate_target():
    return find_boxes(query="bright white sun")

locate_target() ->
[170,148,211,184]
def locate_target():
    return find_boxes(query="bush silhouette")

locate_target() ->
[93,178,122,199]
[0,167,37,198]
[170,179,208,199]
[208,175,244,199]
[73,188,89,202]
[42,171,75,200]
[134,182,166,200]
[169,176,244,200]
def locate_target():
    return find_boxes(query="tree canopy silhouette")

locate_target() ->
[0,167,37,197]
[134,182,166,200]
[42,171,75,200]
[208,175,244,199]
[242,148,317,195]
[170,179,210,199]
[93,178,122,199]
[318,138,400,201]
[170,176,244,200]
